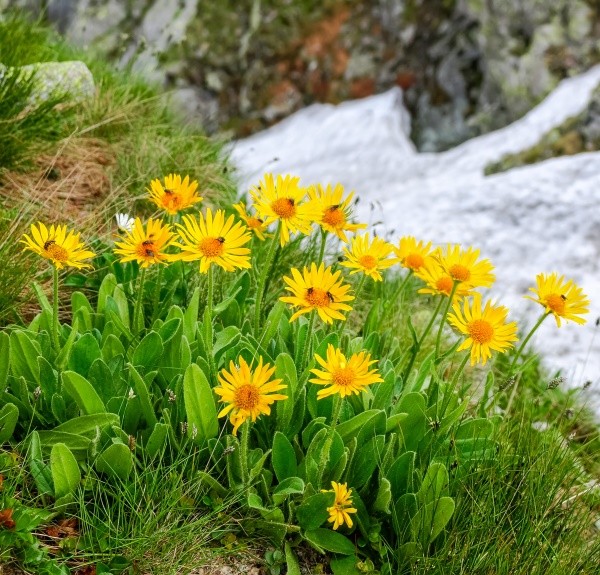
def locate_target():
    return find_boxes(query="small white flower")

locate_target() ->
[128,388,136,400]
[115,213,134,233]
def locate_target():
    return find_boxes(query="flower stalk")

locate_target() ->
[52,266,60,351]
[254,223,281,334]
[434,282,458,358]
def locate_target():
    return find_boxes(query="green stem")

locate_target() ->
[300,310,316,374]
[317,228,328,265]
[316,396,343,488]
[390,270,413,303]
[509,312,550,372]
[354,274,367,303]
[403,295,444,378]
[439,352,470,420]
[434,282,458,358]
[205,265,217,382]
[254,225,280,334]
[52,266,60,351]
[133,268,147,334]
[240,419,250,486]
[149,265,164,327]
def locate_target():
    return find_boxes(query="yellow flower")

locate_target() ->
[435,244,495,289]
[250,173,320,246]
[340,233,395,281]
[310,344,383,399]
[233,202,270,241]
[394,236,432,273]
[174,209,252,273]
[114,217,175,268]
[308,183,366,242]
[21,222,95,270]
[281,263,354,323]
[324,482,357,530]
[448,294,518,365]
[525,272,590,327]
[148,173,203,215]
[214,356,287,435]
[416,258,473,299]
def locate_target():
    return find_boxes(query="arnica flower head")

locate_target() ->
[233,202,270,240]
[175,209,252,273]
[435,244,495,289]
[416,258,473,300]
[526,272,590,327]
[310,344,383,399]
[115,213,134,233]
[114,217,175,268]
[323,482,357,530]
[214,356,287,435]
[250,173,320,246]
[394,236,432,273]
[21,222,95,270]
[340,233,396,281]
[281,263,354,324]
[148,173,203,215]
[448,294,518,365]
[308,183,367,243]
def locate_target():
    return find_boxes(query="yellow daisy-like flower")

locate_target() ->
[114,217,175,268]
[324,482,357,530]
[21,222,95,270]
[148,173,203,215]
[281,263,354,324]
[525,272,590,327]
[340,233,395,281]
[174,209,252,273]
[435,244,495,289]
[394,236,432,273]
[448,294,518,365]
[214,356,287,435]
[233,202,270,241]
[250,173,320,246]
[416,258,473,300]
[308,183,367,242]
[310,344,383,399]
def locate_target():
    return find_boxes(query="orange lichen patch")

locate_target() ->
[0,138,115,222]
[302,8,350,59]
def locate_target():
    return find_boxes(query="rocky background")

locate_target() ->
[3,0,600,151]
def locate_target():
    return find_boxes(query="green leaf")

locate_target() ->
[97,273,118,316]
[95,443,133,480]
[10,330,41,384]
[304,529,355,555]
[50,443,81,499]
[183,287,200,342]
[411,496,455,547]
[158,317,181,346]
[296,492,334,531]
[454,418,494,440]
[36,431,92,460]
[28,431,54,495]
[395,392,427,451]
[336,410,381,444]
[128,363,158,428]
[145,423,170,458]
[68,333,102,376]
[213,326,241,362]
[0,332,9,389]
[273,477,305,505]
[387,451,416,500]
[272,431,297,482]
[55,317,80,370]
[330,555,362,575]
[275,352,298,434]
[417,463,449,505]
[347,435,384,489]
[62,371,106,414]
[261,301,286,347]
[132,331,164,371]
[53,413,120,437]
[0,403,19,443]
[373,477,392,514]
[197,470,228,497]
[183,364,218,444]
[285,542,302,575]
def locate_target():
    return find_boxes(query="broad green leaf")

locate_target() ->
[102,334,126,362]
[0,332,9,388]
[183,364,218,444]
[387,451,416,500]
[330,555,362,575]
[62,371,106,414]
[10,331,40,384]
[411,496,455,547]
[50,443,81,499]
[183,287,200,342]
[454,418,494,440]
[296,491,334,531]
[53,413,119,437]
[285,542,302,575]
[272,431,297,482]
[395,392,427,451]
[373,477,392,514]
[347,435,384,489]
[304,528,355,555]
[68,333,101,377]
[337,410,382,444]
[36,431,92,460]
[28,431,54,495]
[275,352,298,433]
[273,477,305,505]
[128,363,158,428]
[196,470,227,497]
[0,403,18,443]
[97,273,117,316]
[95,443,133,480]
[132,331,163,371]
[145,422,169,458]
[55,317,80,370]
[417,463,449,505]
[158,317,181,346]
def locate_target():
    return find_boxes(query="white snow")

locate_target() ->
[230,65,600,412]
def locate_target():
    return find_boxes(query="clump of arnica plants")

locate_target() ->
[1,168,599,575]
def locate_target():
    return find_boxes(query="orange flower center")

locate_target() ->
[545,293,566,316]
[44,241,69,262]
[405,253,424,270]
[162,193,182,211]
[322,206,345,228]
[234,384,260,410]
[271,198,296,219]
[199,237,225,258]
[467,319,494,344]
[435,276,453,294]
[247,217,264,229]
[333,366,355,388]
[358,255,378,270]
[449,264,470,282]
[305,287,333,308]
[136,241,156,260]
